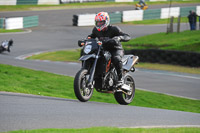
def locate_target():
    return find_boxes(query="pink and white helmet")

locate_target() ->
[95,12,110,31]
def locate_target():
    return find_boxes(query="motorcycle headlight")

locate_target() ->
[84,45,92,54]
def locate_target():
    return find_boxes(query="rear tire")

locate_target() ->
[114,73,135,105]
[74,69,93,102]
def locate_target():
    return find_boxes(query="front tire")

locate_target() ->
[74,69,93,102]
[114,73,135,105]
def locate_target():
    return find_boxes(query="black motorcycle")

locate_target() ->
[0,39,13,53]
[74,38,139,105]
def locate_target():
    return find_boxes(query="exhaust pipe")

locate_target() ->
[132,56,139,67]
[121,84,131,91]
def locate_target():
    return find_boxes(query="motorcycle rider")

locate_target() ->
[87,12,131,86]
[0,39,13,53]
[139,0,146,6]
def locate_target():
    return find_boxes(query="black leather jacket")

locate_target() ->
[88,25,131,50]
[188,12,197,23]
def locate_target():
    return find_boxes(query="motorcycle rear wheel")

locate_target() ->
[114,73,135,105]
[74,69,93,102]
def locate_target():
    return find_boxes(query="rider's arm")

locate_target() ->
[113,26,131,42]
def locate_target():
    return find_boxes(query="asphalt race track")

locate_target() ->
[0,4,200,132]
[0,92,200,132]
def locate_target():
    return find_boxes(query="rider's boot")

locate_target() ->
[116,68,124,87]
[7,46,10,52]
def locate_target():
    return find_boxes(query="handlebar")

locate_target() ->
[78,37,119,47]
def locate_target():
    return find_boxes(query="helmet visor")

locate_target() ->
[96,20,106,28]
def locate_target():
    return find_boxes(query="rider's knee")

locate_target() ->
[112,56,122,64]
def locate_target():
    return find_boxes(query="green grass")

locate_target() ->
[0,1,200,12]
[0,29,24,33]
[123,17,190,25]
[6,127,200,133]
[1,64,200,113]
[28,49,81,62]
[122,30,200,53]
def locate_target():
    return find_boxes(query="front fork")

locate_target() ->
[84,46,101,88]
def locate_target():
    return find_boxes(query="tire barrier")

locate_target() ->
[72,12,122,26]
[73,14,96,26]
[123,10,143,22]
[125,49,200,67]
[0,0,196,5]
[109,11,122,24]
[160,7,180,19]
[0,16,39,30]
[123,6,200,22]
[0,18,4,29]
[0,0,59,5]
[143,8,161,20]
[73,5,200,26]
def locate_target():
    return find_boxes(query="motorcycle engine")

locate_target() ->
[108,78,114,87]
[105,73,115,87]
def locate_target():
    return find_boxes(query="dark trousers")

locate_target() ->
[190,22,196,30]
[110,49,124,80]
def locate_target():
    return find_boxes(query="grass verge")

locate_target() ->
[122,30,200,53]
[27,49,200,75]
[1,64,200,113]
[6,127,200,133]
[28,49,81,62]
[0,29,24,33]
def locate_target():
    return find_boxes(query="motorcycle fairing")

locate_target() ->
[79,54,96,61]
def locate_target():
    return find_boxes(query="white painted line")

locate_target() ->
[15,51,45,60]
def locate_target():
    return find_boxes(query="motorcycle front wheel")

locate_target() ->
[114,73,135,105]
[74,69,93,102]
